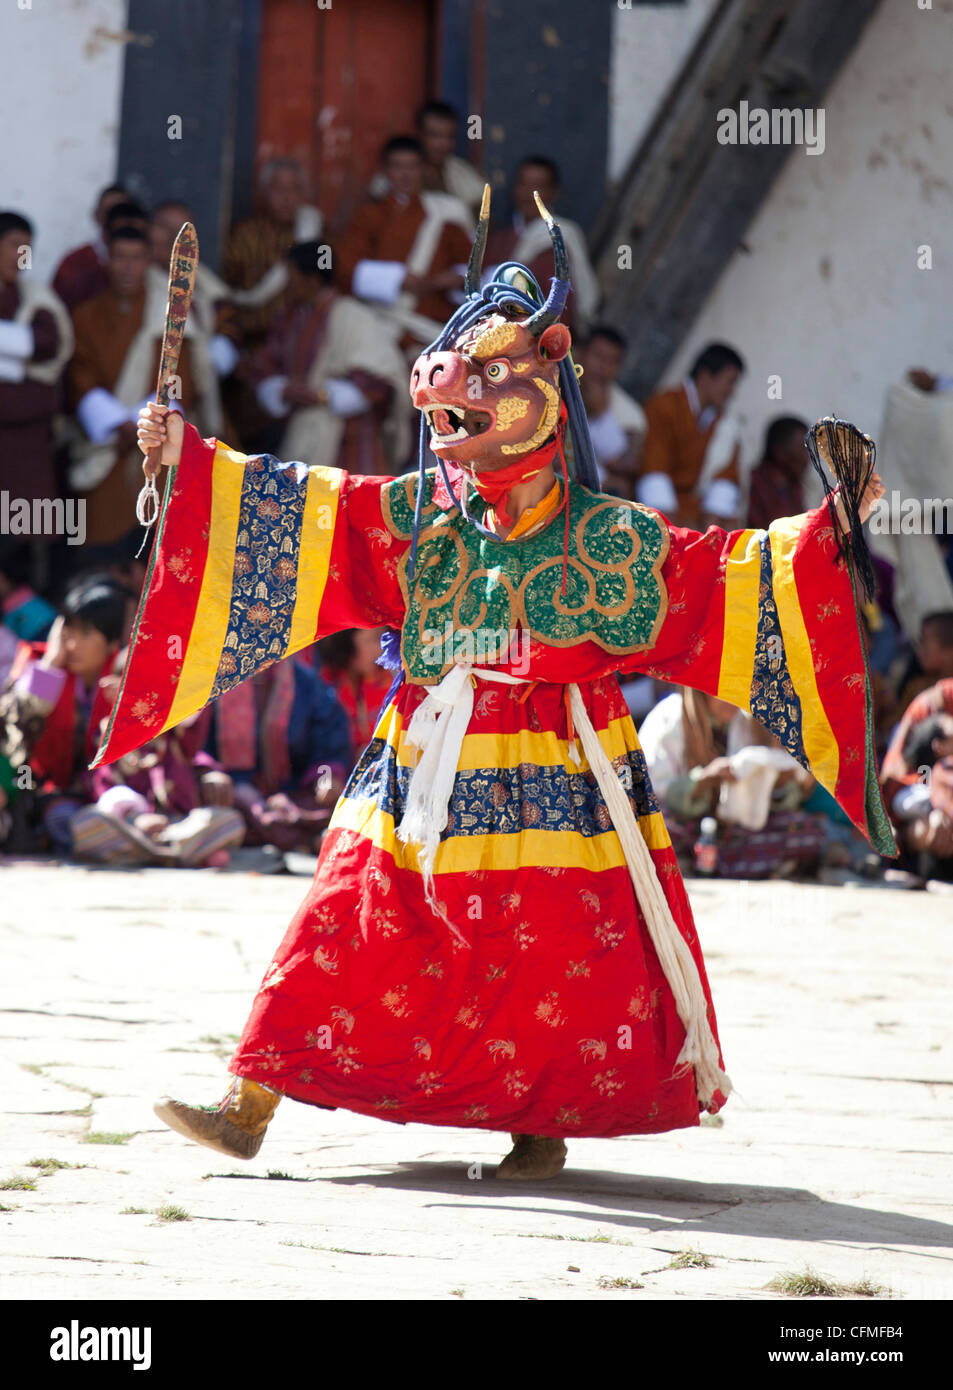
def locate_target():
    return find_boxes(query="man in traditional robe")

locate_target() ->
[336,136,472,353]
[68,226,205,556]
[51,184,128,312]
[223,159,323,351]
[416,101,485,216]
[639,342,745,528]
[103,221,892,1182]
[51,191,147,312]
[484,156,600,336]
[577,325,646,499]
[250,242,408,473]
[0,211,74,508]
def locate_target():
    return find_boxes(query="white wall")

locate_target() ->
[608,0,718,181]
[1,0,127,281]
[660,1,953,482]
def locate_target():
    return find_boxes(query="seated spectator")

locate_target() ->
[484,156,600,336]
[249,243,408,473]
[0,539,56,673]
[894,610,953,711]
[882,675,953,801]
[882,699,953,879]
[71,704,244,868]
[317,628,391,750]
[68,224,207,558]
[197,651,353,855]
[640,342,745,527]
[335,136,472,353]
[51,183,129,311]
[639,686,825,879]
[0,577,126,853]
[746,415,809,529]
[576,325,645,498]
[0,211,75,520]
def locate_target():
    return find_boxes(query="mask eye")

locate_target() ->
[484,359,511,384]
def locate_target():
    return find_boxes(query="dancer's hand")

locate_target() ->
[812,419,884,527]
[137,402,183,471]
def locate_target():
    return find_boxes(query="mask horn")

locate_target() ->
[464,183,492,296]
[524,191,571,335]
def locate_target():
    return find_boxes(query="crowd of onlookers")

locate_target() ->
[2,99,953,882]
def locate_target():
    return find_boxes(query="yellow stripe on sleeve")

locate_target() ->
[717,528,763,710]
[286,465,343,657]
[165,442,245,728]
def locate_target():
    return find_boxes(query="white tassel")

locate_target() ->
[397,664,475,945]
[568,683,731,1109]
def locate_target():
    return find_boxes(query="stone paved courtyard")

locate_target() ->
[1,861,951,1301]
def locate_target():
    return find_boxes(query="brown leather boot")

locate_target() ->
[495,1132,568,1180]
[154,1076,281,1159]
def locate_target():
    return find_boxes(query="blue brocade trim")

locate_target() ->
[749,534,807,766]
[344,734,661,841]
[210,453,309,698]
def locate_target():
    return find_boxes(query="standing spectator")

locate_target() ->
[746,416,810,529]
[149,199,241,381]
[335,136,472,353]
[640,342,745,527]
[223,159,323,350]
[68,226,205,557]
[51,183,128,312]
[0,211,75,586]
[250,243,408,473]
[416,100,484,216]
[576,325,645,498]
[484,156,600,336]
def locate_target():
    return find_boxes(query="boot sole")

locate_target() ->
[153,1098,265,1159]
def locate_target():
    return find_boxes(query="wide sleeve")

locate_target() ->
[91,422,407,768]
[618,504,897,856]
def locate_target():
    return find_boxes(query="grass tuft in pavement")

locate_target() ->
[767,1266,891,1298]
[0,1203,19,1211]
[0,1175,37,1191]
[85,1132,136,1146]
[669,1247,714,1269]
[121,1207,150,1215]
[597,1276,644,1290]
[156,1205,191,1222]
[28,1157,85,1174]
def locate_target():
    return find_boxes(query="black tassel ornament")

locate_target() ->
[806,417,877,601]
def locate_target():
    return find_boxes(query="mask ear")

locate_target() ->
[537,323,571,362]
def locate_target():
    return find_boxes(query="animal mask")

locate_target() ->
[409,188,573,474]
